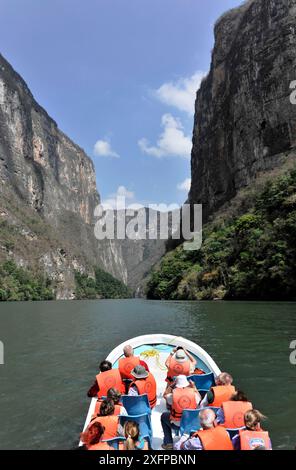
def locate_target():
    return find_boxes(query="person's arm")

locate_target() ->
[139,359,149,372]
[87,380,99,398]
[183,348,197,368]
[200,390,212,408]
[163,385,173,400]
[117,423,125,436]
[182,436,203,451]
[165,349,176,369]
[128,385,139,396]
[216,408,225,424]
[120,406,128,416]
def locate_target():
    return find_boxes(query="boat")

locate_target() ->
[80,334,221,450]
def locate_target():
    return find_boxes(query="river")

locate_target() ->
[0,299,295,449]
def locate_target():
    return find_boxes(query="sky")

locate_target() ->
[0,0,241,208]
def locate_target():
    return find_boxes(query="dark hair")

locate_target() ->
[231,390,249,402]
[99,360,112,372]
[80,422,105,447]
[99,398,115,416]
[107,388,122,404]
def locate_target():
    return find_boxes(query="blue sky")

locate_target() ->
[0,0,241,207]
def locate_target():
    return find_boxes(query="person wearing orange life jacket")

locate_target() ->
[161,375,201,450]
[119,344,149,380]
[90,398,124,441]
[128,365,157,408]
[165,347,197,384]
[87,360,124,398]
[80,421,114,451]
[200,372,236,408]
[216,390,253,428]
[232,409,272,450]
[175,408,233,451]
[93,388,127,418]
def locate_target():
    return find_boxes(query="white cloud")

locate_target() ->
[138,114,192,159]
[155,71,205,115]
[177,178,191,192]
[93,139,119,158]
[101,185,135,209]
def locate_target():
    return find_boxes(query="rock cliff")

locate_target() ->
[189,0,296,219]
[0,53,165,297]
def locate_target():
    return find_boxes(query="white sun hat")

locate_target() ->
[175,375,190,388]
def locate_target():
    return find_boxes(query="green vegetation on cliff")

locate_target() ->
[147,169,296,301]
[0,260,54,301]
[75,268,132,299]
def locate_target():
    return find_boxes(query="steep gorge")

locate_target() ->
[0,53,165,298]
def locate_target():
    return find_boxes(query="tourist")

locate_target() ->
[87,360,125,398]
[80,421,114,451]
[200,372,236,407]
[90,398,124,440]
[216,390,253,428]
[161,375,201,450]
[232,409,272,450]
[128,365,157,408]
[175,408,233,450]
[165,347,197,383]
[94,388,127,417]
[119,345,149,380]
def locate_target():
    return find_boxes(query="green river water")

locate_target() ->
[0,299,295,449]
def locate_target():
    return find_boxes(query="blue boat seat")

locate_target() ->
[188,372,215,391]
[122,394,151,416]
[102,437,126,450]
[179,407,220,436]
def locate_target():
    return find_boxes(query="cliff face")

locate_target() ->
[189,0,296,219]
[0,53,165,297]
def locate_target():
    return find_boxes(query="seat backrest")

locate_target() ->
[122,394,151,415]
[188,372,215,391]
[180,409,200,436]
[226,426,246,439]
[180,406,220,436]
[102,437,126,450]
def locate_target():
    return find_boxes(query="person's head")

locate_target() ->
[99,360,112,372]
[175,348,187,363]
[123,345,134,357]
[123,421,140,450]
[99,398,115,416]
[215,372,233,386]
[131,365,148,380]
[174,375,190,389]
[244,409,266,431]
[231,390,249,402]
[199,408,216,430]
[107,388,122,405]
[80,422,105,447]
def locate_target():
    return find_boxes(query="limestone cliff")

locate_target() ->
[189,0,296,219]
[0,53,165,297]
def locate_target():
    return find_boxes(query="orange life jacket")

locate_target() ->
[221,401,253,429]
[96,369,125,398]
[88,442,115,451]
[91,415,119,441]
[129,373,157,408]
[170,387,197,422]
[194,427,234,450]
[167,356,191,379]
[119,356,141,379]
[239,429,271,450]
[94,400,122,417]
[210,385,236,407]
